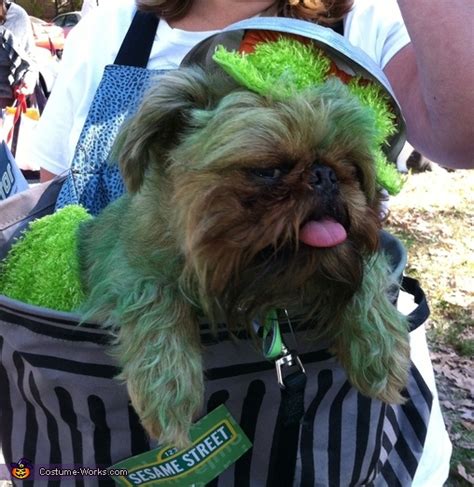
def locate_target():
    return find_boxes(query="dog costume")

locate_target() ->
[1,34,412,450]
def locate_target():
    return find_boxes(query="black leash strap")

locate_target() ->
[114,11,159,67]
[264,312,307,486]
[281,370,307,426]
[267,370,307,487]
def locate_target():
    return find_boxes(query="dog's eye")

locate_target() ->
[344,161,365,185]
[354,166,365,185]
[249,166,289,180]
[254,168,282,178]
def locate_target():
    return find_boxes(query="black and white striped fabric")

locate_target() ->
[202,319,432,487]
[0,299,150,487]
[0,291,432,487]
[0,26,31,92]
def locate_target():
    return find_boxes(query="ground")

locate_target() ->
[386,164,474,486]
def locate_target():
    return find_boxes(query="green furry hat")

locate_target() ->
[0,205,91,312]
[213,35,404,195]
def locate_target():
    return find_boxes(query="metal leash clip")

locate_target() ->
[274,344,306,389]
[261,309,306,389]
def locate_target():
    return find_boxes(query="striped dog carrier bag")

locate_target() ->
[0,178,435,487]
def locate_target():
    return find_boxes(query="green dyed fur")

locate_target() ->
[335,253,410,401]
[77,195,204,447]
[213,38,404,195]
[83,75,409,444]
[0,70,411,447]
[0,205,91,311]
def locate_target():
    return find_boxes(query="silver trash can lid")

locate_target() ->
[182,17,406,164]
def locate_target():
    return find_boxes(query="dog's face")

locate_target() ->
[117,68,383,326]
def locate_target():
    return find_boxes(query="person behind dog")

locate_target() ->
[29,0,472,485]
[0,0,37,108]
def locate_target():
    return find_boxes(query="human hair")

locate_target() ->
[135,0,354,25]
[0,0,7,25]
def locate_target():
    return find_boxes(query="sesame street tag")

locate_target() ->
[111,406,251,486]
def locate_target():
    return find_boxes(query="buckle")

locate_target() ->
[275,349,306,389]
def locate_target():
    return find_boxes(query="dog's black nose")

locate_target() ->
[311,164,338,191]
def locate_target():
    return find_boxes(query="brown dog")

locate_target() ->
[78,67,410,447]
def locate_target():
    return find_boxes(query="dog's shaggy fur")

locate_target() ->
[78,67,410,447]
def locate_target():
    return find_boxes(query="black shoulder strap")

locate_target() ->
[402,276,430,331]
[114,11,159,67]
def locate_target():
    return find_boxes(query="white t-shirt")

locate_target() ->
[80,0,114,17]
[31,0,411,175]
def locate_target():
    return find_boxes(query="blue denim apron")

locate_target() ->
[55,12,164,215]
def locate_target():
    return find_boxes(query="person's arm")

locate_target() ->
[384,0,474,169]
[40,168,57,182]
[19,13,39,95]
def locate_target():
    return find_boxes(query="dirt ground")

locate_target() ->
[386,163,474,486]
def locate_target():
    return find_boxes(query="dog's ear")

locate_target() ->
[114,67,220,193]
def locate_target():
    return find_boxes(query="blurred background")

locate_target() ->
[16,0,81,20]
[13,0,84,96]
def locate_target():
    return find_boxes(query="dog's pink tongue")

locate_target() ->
[300,219,347,247]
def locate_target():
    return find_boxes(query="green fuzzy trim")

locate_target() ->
[347,77,398,145]
[347,78,404,195]
[374,148,406,196]
[0,205,91,312]
[213,37,405,195]
[214,38,331,98]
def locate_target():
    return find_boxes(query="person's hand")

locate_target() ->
[16,82,33,96]
[17,70,37,96]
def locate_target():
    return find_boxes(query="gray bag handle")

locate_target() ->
[0,175,65,260]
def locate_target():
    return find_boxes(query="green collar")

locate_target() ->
[261,309,306,389]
